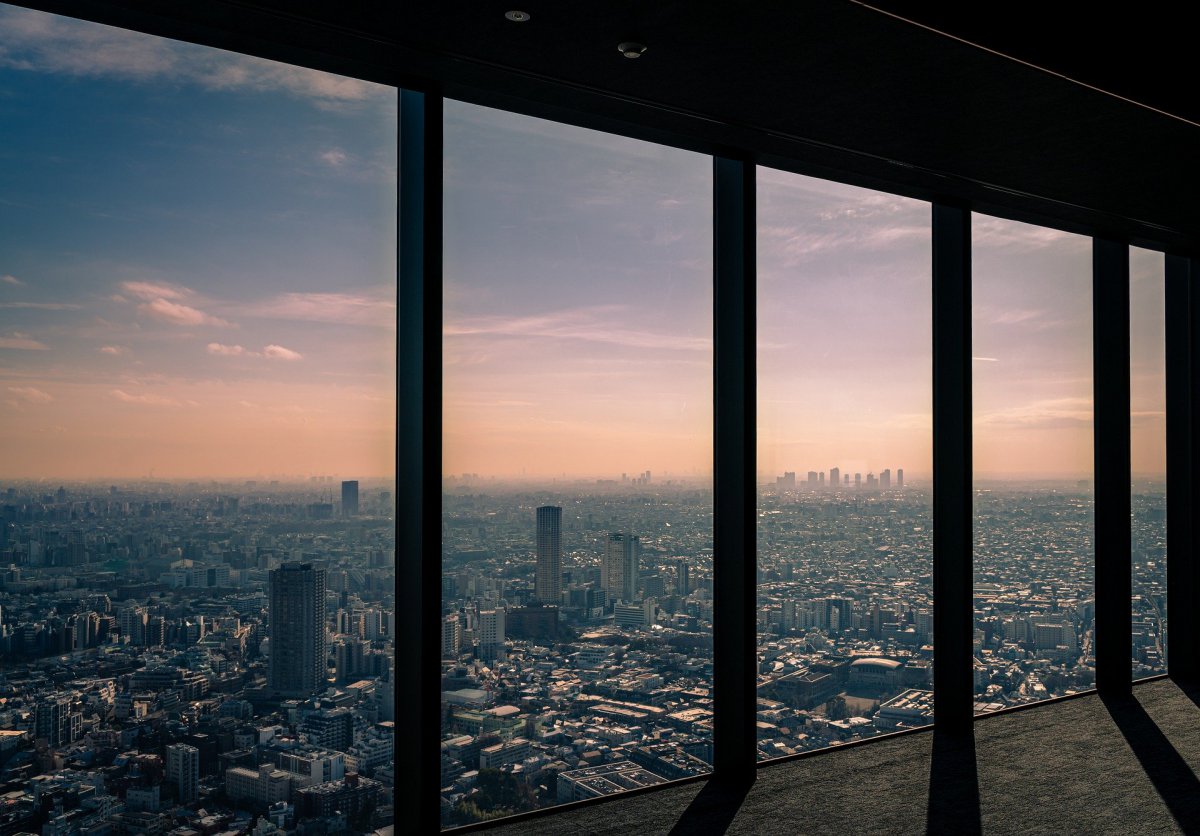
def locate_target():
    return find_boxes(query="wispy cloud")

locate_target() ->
[120,280,189,301]
[110,389,181,407]
[139,298,232,327]
[263,344,302,361]
[208,342,302,360]
[973,356,1000,362]
[239,291,394,327]
[0,7,388,107]
[973,215,1084,250]
[1,274,24,286]
[445,306,711,352]
[977,397,1093,429]
[99,345,129,355]
[0,332,49,350]
[319,148,347,168]
[0,302,81,310]
[7,386,52,403]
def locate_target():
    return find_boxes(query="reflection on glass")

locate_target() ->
[972,215,1093,713]
[440,101,713,827]
[756,168,932,759]
[0,3,397,829]
[1130,247,1166,678]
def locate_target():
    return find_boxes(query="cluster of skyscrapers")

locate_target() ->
[775,467,903,490]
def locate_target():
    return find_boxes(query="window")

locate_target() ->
[756,168,932,754]
[1129,247,1166,678]
[0,3,396,827]
[439,100,713,827]
[972,216,1094,711]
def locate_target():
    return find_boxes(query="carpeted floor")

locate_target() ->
[481,678,1200,835]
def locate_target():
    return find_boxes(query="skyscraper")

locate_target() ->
[897,468,904,488]
[268,562,327,697]
[604,533,640,603]
[341,480,359,517]
[880,468,891,489]
[166,743,200,804]
[830,467,840,491]
[535,505,562,603]
[478,608,505,663]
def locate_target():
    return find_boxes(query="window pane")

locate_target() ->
[972,215,1093,713]
[441,101,713,827]
[1130,247,1166,678]
[757,168,932,759]
[0,0,396,823]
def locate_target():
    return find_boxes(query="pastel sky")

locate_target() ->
[0,6,396,480]
[445,102,1166,482]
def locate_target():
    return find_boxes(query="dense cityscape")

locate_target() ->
[0,480,396,836]
[439,472,1166,826]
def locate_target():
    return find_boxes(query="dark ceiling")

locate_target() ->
[14,1,1200,248]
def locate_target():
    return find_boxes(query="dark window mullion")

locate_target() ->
[1166,255,1198,683]
[1093,238,1132,694]
[399,88,442,832]
[932,203,973,732]
[713,155,757,782]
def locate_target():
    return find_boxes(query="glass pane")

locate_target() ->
[441,100,713,827]
[972,215,1093,714]
[1130,247,1166,678]
[0,0,396,822]
[757,168,932,759]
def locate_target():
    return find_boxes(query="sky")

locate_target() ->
[0,5,397,480]
[445,102,1165,482]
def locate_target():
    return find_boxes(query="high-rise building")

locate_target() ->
[897,468,904,488]
[535,505,562,603]
[880,469,891,489]
[34,696,79,748]
[341,480,359,517]
[830,467,840,490]
[677,561,690,596]
[604,533,640,603]
[478,608,505,663]
[166,743,200,803]
[855,472,862,488]
[806,471,819,490]
[268,562,328,697]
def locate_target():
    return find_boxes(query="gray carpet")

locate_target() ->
[482,678,1200,835]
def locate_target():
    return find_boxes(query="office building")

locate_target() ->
[268,562,327,697]
[535,505,562,603]
[603,532,640,603]
[340,480,359,517]
[829,467,840,490]
[478,608,505,663]
[34,697,79,748]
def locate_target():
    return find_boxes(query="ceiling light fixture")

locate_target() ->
[618,42,647,59]
[504,10,530,22]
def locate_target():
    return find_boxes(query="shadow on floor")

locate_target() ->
[667,778,752,836]
[1102,692,1200,835]
[926,730,981,836]
[1174,676,1200,712]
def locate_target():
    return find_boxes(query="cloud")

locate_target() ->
[977,397,1093,429]
[973,356,1000,362]
[1,275,23,286]
[207,342,246,356]
[7,386,52,403]
[0,332,49,350]
[0,7,389,107]
[99,345,129,355]
[139,298,232,327]
[445,306,711,352]
[110,389,181,407]
[0,302,81,310]
[263,344,303,361]
[120,281,189,301]
[240,291,395,326]
[319,148,348,167]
